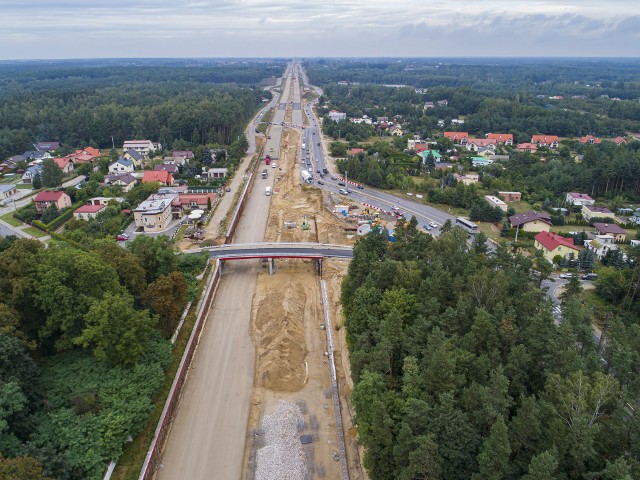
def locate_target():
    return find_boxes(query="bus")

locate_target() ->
[455,217,478,235]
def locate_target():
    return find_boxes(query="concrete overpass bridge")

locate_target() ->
[183,242,354,274]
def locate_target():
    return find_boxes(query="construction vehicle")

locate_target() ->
[302,215,310,230]
[265,155,271,165]
[300,170,312,184]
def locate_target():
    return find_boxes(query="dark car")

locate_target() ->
[317,142,320,146]
[582,273,598,280]
[317,180,325,185]
[337,182,346,186]
[356,184,364,189]
[331,175,337,180]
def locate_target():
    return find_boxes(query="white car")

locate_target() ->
[559,273,574,279]
[429,222,438,228]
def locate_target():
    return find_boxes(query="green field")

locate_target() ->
[22,226,47,238]
[0,212,23,227]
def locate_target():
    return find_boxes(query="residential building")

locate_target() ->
[349,148,365,156]
[328,110,346,122]
[104,173,137,192]
[419,150,442,164]
[33,191,71,214]
[485,195,507,211]
[451,119,465,125]
[205,167,229,179]
[0,185,17,199]
[123,140,156,157]
[611,136,628,146]
[108,158,134,174]
[584,235,618,260]
[413,142,430,153]
[73,204,106,220]
[172,193,217,211]
[21,165,42,184]
[87,196,124,206]
[498,191,521,202]
[582,205,614,222]
[534,231,581,262]
[423,101,435,110]
[516,143,538,153]
[134,193,179,233]
[593,222,627,242]
[630,209,640,225]
[172,150,194,164]
[142,170,174,186]
[434,163,454,171]
[579,135,601,145]
[509,210,552,232]
[437,99,448,107]
[453,173,479,185]
[444,132,469,145]
[565,192,595,206]
[153,163,179,174]
[390,126,404,136]
[466,138,497,151]
[33,142,60,152]
[471,156,493,167]
[53,157,74,174]
[2,155,26,169]
[123,148,144,167]
[23,151,52,161]
[486,133,513,145]
[531,135,559,148]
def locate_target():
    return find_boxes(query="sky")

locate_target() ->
[0,0,639,59]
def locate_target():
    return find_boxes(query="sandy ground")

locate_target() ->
[244,102,366,479]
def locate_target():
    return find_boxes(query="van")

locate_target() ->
[265,186,272,196]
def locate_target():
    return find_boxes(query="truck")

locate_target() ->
[301,169,313,184]
[265,186,272,196]
[265,155,271,166]
[261,169,268,179]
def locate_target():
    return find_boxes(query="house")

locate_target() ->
[53,157,74,174]
[171,150,194,165]
[631,240,640,247]
[565,192,595,206]
[104,173,137,192]
[434,163,454,171]
[33,191,71,214]
[593,222,626,242]
[582,205,614,222]
[377,116,389,123]
[630,209,640,225]
[419,150,442,164]
[134,193,180,233]
[451,119,465,125]
[390,126,404,136]
[509,210,552,232]
[2,155,26,169]
[453,173,479,185]
[21,165,42,184]
[123,140,156,157]
[579,135,601,145]
[142,170,174,186]
[87,196,124,206]
[108,158,134,174]
[437,99,448,107]
[349,148,365,156]
[534,231,581,262]
[73,204,106,220]
[413,142,430,153]
[466,138,497,152]
[487,133,513,145]
[498,191,521,202]
[33,142,60,152]
[172,193,217,211]
[423,101,435,110]
[0,185,17,199]
[584,235,618,260]
[153,163,179,174]
[611,136,628,146]
[23,151,53,161]
[204,167,228,179]
[328,110,346,122]
[531,135,559,148]
[471,156,493,167]
[123,148,144,167]
[444,132,469,145]
[485,195,507,212]
[516,143,538,153]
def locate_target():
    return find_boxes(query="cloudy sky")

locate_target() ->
[0,0,639,59]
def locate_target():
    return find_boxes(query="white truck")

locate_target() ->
[265,186,272,196]
[300,169,313,184]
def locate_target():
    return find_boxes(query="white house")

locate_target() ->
[328,110,346,122]
[122,140,157,157]
[108,158,134,174]
[565,192,595,206]
[485,195,508,212]
[134,193,179,233]
[21,165,42,184]
[584,235,618,260]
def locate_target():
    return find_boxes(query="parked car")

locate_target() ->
[582,273,598,280]
[116,233,129,241]
[559,273,574,279]
[225,187,231,192]
[424,224,432,231]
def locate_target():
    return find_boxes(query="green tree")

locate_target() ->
[0,456,53,480]
[31,173,42,189]
[474,415,511,480]
[521,448,559,480]
[92,241,147,297]
[40,159,64,188]
[127,235,176,283]
[142,271,188,337]
[39,203,59,224]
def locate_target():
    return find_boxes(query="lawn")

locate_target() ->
[16,184,33,190]
[22,226,47,238]
[0,174,20,184]
[0,212,23,227]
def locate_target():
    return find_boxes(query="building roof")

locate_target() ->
[593,222,625,235]
[105,173,137,185]
[467,138,496,147]
[444,131,469,141]
[509,210,552,227]
[172,150,194,159]
[517,143,538,150]
[174,193,216,205]
[583,205,614,215]
[567,192,593,201]
[0,185,16,193]
[487,133,513,142]
[579,135,601,144]
[535,231,580,252]
[124,140,153,148]
[531,135,559,144]
[142,170,173,184]
[74,204,105,214]
[612,136,628,145]
[125,148,143,160]
[53,157,73,169]
[34,191,67,202]
[349,148,365,155]
[153,163,178,173]
[34,142,60,152]
[135,193,179,214]
[111,158,133,168]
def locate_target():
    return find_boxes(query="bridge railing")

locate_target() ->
[182,242,354,256]
[138,259,222,480]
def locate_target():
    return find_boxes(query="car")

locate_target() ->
[337,182,346,186]
[268,135,271,139]
[317,142,320,146]
[429,222,438,228]
[423,224,432,231]
[116,233,129,241]
[255,128,259,133]
[559,273,574,279]
[312,132,315,135]
[225,187,231,192]
[339,188,349,195]
[316,169,320,173]
[356,184,364,189]
[392,205,400,211]
[582,273,598,281]
[331,175,337,180]
[317,180,325,185]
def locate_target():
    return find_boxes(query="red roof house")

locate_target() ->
[534,231,580,260]
[531,135,559,148]
[348,148,364,156]
[611,136,628,145]
[73,204,106,220]
[444,132,469,144]
[33,191,71,214]
[579,135,601,145]
[487,133,513,145]
[142,170,174,186]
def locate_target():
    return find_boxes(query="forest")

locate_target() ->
[342,222,640,480]
[0,236,209,479]
[0,60,284,160]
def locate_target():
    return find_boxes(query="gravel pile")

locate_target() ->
[256,400,308,480]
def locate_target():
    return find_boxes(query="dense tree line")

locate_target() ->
[0,237,208,479]
[0,62,282,160]
[342,224,640,479]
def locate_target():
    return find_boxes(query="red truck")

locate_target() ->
[265,155,271,165]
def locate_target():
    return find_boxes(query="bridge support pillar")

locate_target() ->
[268,258,275,275]
[317,258,323,277]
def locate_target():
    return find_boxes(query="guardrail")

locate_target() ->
[138,259,222,480]
[183,241,354,255]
